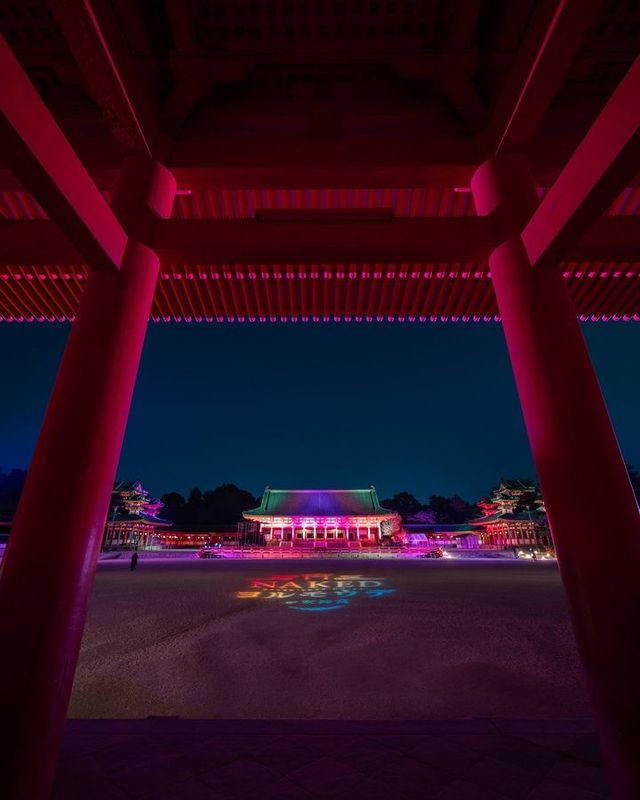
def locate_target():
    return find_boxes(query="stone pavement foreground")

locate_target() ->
[52,718,611,799]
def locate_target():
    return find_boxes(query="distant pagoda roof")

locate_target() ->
[107,511,172,527]
[471,512,545,525]
[495,479,538,492]
[244,487,395,519]
[114,479,145,494]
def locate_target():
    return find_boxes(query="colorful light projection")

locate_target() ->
[236,573,395,612]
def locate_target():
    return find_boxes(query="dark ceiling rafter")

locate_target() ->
[0,33,126,272]
[1,216,637,267]
[0,1,638,320]
[523,56,640,268]
[160,0,489,137]
[441,0,487,131]
[162,0,212,135]
[46,0,159,155]
[478,0,602,157]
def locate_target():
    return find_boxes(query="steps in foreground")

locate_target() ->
[53,718,609,799]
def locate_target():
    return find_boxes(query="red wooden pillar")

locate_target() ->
[0,158,175,800]
[472,155,640,800]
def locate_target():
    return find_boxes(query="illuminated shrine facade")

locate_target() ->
[243,487,400,547]
[471,480,551,549]
[102,480,171,549]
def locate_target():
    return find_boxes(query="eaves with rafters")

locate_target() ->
[0,0,638,323]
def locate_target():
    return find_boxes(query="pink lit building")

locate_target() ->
[471,480,551,550]
[102,480,171,549]
[243,487,401,547]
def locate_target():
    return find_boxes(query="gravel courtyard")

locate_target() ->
[69,559,591,721]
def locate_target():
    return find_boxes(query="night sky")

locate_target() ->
[1,322,639,503]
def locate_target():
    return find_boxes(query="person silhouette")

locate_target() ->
[130,550,138,571]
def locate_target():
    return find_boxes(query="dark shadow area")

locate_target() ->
[53,718,610,799]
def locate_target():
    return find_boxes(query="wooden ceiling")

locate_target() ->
[0,0,638,322]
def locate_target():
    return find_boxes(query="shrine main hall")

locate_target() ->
[243,487,400,545]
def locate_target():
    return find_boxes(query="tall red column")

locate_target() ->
[472,155,640,800]
[0,158,175,800]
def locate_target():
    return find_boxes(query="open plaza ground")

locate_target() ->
[70,559,590,721]
[53,559,610,799]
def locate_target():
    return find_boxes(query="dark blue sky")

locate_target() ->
[1,321,639,503]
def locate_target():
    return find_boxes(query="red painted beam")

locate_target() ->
[474,154,640,799]
[47,0,157,155]
[0,136,605,191]
[480,0,601,155]
[0,158,174,800]
[0,218,491,264]
[523,56,640,268]
[0,35,127,271]
[159,218,485,264]
[0,222,81,263]
[571,217,640,263]
[1,217,637,267]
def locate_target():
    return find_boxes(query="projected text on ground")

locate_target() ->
[236,573,395,611]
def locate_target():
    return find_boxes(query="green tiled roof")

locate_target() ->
[108,511,171,526]
[244,487,395,518]
[471,512,545,525]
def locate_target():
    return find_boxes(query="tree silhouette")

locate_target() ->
[160,492,187,525]
[380,492,423,518]
[427,494,477,524]
[202,484,259,525]
[626,463,640,504]
[0,468,27,518]
[161,484,259,526]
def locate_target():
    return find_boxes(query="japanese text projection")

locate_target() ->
[236,573,395,611]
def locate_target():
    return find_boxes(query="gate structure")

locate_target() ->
[0,2,639,797]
